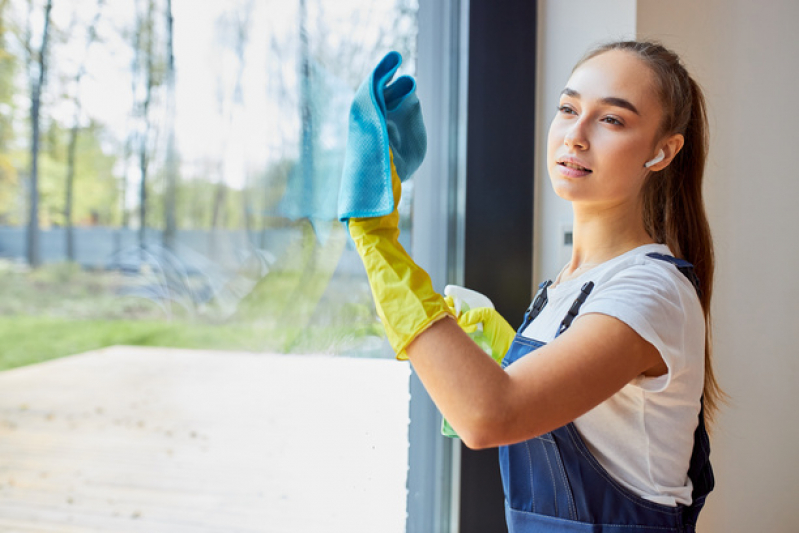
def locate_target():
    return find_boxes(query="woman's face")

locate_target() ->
[547,50,665,208]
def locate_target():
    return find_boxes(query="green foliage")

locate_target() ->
[0,261,160,318]
[0,0,16,148]
[162,177,246,230]
[0,253,387,371]
[26,260,82,282]
[172,177,216,229]
[1,120,121,227]
[0,152,18,224]
[154,157,296,232]
[0,0,19,223]
[244,158,293,226]
[231,219,362,352]
[0,315,384,372]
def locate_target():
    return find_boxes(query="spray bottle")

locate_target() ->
[440,285,497,439]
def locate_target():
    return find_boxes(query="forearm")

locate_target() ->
[406,316,512,449]
[413,312,671,450]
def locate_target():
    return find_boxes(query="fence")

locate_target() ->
[0,226,301,270]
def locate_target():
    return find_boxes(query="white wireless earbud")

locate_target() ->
[644,149,665,169]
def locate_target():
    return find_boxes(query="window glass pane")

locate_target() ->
[0,0,418,529]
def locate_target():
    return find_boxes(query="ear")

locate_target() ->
[648,133,685,172]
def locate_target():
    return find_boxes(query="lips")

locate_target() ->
[560,162,590,171]
[555,157,592,177]
[556,157,592,172]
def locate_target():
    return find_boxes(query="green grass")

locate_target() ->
[0,315,386,372]
[0,242,389,372]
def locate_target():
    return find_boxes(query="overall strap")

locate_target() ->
[556,281,594,337]
[646,252,702,297]
[555,253,698,337]
[518,280,553,334]
[683,399,715,525]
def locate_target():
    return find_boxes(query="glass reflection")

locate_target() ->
[0,0,418,360]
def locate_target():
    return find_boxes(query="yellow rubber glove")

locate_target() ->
[348,152,453,360]
[455,306,516,365]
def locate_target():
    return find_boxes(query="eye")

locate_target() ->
[557,104,577,115]
[601,116,624,126]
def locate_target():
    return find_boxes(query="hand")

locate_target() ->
[456,306,516,365]
[444,295,515,365]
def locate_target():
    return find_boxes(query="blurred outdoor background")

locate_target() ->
[0,0,419,370]
[0,1,421,530]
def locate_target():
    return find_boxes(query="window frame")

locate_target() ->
[409,0,537,531]
[407,0,470,531]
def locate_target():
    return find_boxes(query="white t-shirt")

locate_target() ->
[520,243,705,507]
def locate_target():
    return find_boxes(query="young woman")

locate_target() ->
[346,40,720,531]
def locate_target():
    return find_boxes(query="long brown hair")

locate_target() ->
[575,41,724,426]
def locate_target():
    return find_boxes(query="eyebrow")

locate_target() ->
[560,87,641,116]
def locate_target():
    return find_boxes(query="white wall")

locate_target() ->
[637,2,799,531]
[535,1,799,531]
[533,0,637,283]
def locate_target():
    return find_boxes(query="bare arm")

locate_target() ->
[406,312,665,449]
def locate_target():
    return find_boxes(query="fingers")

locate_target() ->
[459,306,495,329]
[389,149,402,211]
[443,295,457,315]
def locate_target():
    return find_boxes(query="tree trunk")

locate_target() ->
[163,0,177,250]
[26,0,53,268]
[209,177,226,259]
[137,0,155,253]
[65,118,78,261]
[211,180,226,229]
[120,135,131,229]
[123,0,140,232]
[64,0,103,262]
[138,119,148,251]
[298,0,313,217]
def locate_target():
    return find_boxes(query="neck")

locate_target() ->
[565,199,655,277]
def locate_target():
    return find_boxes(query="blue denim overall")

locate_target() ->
[499,253,714,532]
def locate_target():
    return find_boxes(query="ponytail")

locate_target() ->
[656,76,724,427]
[576,41,725,427]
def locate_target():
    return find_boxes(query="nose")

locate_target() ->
[564,118,589,151]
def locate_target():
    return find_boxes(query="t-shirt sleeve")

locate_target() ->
[577,261,703,393]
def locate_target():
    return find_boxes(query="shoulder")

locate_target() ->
[579,245,705,389]
[588,244,701,307]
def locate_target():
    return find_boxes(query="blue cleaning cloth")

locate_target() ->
[338,51,427,222]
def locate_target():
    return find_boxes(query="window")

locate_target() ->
[0,1,452,531]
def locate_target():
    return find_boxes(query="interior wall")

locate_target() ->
[637,2,799,531]
[533,0,636,284]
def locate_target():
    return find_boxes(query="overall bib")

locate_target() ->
[499,253,714,532]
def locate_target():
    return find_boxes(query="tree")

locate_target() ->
[25,0,53,267]
[0,0,19,224]
[298,0,313,220]
[162,0,177,249]
[0,0,15,148]
[208,1,252,255]
[130,0,162,252]
[64,0,103,261]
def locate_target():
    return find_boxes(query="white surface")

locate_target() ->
[0,346,410,532]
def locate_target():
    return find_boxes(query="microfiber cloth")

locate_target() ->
[338,51,427,222]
